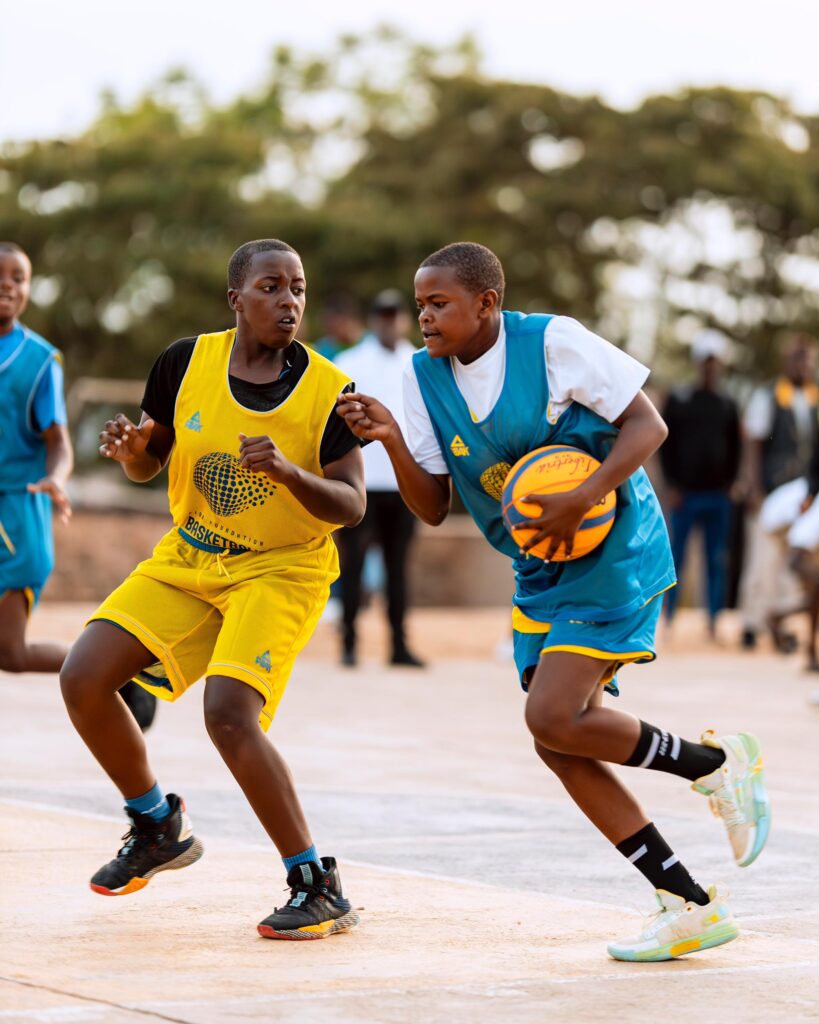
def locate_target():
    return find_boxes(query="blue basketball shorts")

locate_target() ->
[0,491,54,611]
[512,592,665,695]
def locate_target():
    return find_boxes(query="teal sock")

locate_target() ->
[125,782,170,822]
[283,845,319,871]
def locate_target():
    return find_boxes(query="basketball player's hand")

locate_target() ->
[99,415,155,463]
[238,434,293,484]
[336,392,398,444]
[27,476,72,524]
[519,490,591,560]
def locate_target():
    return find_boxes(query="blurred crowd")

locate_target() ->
[658,328,819,677]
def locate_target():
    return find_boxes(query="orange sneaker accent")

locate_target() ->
[89,877,149,897]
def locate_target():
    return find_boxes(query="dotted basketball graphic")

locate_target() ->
[501,445,616,561]
[480,462,512,501]
[193,452,277,517]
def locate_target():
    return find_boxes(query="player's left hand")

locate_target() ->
[517,490,591,560]
[238,434,293,485]
[27,476,72,525]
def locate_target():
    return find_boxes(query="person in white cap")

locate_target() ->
[659,330,741,640]
[334,289,425,667]
[738,334,818,652]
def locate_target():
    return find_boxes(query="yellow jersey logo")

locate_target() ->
[480,462,512,501]
[450,434,470,457]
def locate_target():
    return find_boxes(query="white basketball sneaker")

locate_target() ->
[607,885,738,962]
[692,731,770,867]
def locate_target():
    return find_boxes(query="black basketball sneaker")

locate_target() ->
[90,793,203,896]
[258,858,360,940]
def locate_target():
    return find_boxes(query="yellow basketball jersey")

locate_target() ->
[168,329,351,552]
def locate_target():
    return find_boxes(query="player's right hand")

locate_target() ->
[99,415,155,463]
[336,392,398,444]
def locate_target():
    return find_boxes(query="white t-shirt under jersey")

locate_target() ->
[335,334,416,491]
[403,316,650,475]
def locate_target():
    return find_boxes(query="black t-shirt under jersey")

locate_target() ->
[141,337,360,467]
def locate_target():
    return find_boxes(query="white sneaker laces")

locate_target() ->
[710,783,746,828]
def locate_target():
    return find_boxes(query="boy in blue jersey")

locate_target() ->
[338,242,770,963]
[0,243,73,673]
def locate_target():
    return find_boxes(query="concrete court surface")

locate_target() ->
[1,603,818,1024]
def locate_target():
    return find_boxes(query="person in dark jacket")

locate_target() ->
[660,331,741,639]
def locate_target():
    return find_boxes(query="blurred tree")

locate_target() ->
[1,29,817,385]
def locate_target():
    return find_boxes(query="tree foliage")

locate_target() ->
[1,29,817,382]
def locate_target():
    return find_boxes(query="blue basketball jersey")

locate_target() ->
[0,324,62,601]
[411,310,676,623]
[0,324,61,491]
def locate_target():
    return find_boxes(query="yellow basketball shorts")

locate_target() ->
[88,528,338,730]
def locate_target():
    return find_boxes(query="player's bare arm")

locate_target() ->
[520,391,667,557]
[336,391,451,526]
[239,432,366,527]
[99,412,175,483]
[28,422,74,524]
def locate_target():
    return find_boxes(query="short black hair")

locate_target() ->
[0,242,29,260]
[227,239,300,290]
[419,242,505,305]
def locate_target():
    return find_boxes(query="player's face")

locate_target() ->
[0,251,31,328]
[414,266,496,360]
[230,250,306,347]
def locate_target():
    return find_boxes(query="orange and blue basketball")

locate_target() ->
[501,445,616,561]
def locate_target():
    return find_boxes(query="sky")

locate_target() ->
[2,0,819,142]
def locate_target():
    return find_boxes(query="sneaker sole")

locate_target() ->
[89,837,204,896]
[737,733,771,868]
[608,921,739,962]
[257,910,360,941]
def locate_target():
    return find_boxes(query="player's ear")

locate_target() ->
[227,288,242,312]
[478,289,499,317]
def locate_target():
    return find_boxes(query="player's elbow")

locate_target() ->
[420,503,448,527]
[342,492,367,527]
[346,505,366,528]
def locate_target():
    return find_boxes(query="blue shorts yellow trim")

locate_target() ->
[512,593,664,695]
[0,492,54,610]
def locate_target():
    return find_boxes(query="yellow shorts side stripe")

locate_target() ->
[539,644,654,663]
[88,609,189,700]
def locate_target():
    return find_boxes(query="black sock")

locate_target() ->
[624,721,725,782]
[616,823,709,906]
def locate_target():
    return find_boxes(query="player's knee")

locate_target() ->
[524,698,574,751]
[59,653,106,713]
[204,698,256,756]
[59,658,87,711]
[0,642,27,673]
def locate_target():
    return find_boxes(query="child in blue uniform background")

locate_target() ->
[0,242,73,673]
[338,241,770,963]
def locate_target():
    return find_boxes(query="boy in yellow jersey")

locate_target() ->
[60,239,366,940]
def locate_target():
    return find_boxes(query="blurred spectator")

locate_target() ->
[738,334,818,650]
[334,289,424,668]
[313,294,364,362]
[660,330,740,640]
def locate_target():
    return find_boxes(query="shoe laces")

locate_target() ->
[277,878,329,913]
[709,784,746,828]
[117,817,165,858]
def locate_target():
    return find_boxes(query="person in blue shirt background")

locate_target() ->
[0,242,73,673]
